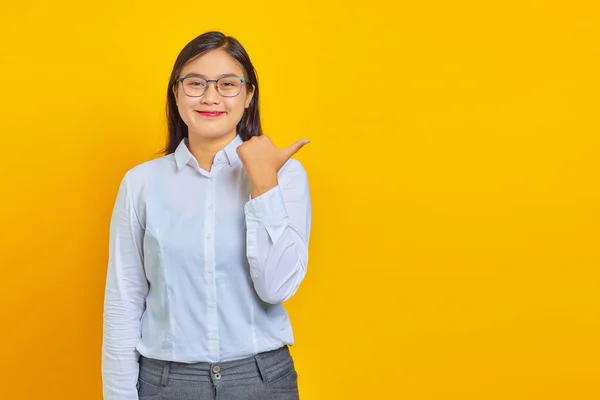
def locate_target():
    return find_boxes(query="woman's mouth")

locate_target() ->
[196,111,225,117]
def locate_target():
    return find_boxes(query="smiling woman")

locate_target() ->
[170,48,256,150]
[101,31,312,400]
[165,32,263,153]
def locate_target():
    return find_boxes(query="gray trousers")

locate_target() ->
[137,346,299,400]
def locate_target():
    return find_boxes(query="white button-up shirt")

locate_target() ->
[101,134,312,400]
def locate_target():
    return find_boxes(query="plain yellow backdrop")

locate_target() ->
[1,0,599,399]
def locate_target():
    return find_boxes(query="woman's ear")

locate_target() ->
[245,84,255,108]
[172,84,179,106]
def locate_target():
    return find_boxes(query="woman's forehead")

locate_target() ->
[181,49,244,78]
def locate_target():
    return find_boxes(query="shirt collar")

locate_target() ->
[174,134,243,171]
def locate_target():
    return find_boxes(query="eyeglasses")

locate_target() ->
[176,75,247,98]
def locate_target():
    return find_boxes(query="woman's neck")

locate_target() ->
[187,131,237,172]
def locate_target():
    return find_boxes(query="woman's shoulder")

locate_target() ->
[279,158,306,174]
[277,158,309,188]
[121,154,173,186]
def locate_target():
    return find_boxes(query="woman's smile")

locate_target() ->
[196,111,226,118]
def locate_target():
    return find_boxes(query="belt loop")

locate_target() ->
[160,361,171,387]
[254,354,268,383]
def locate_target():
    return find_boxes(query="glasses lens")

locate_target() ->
[217,77,242,97]
[182,77,207,97]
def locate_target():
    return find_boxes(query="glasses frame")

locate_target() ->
[175,75,247,98]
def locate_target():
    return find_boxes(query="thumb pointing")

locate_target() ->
[282,139,310,160]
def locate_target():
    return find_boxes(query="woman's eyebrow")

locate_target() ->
[182,72,239,78]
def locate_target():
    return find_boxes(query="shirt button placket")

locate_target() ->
[205,175,219,360]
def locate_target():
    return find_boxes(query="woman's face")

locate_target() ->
[174,49,254,141]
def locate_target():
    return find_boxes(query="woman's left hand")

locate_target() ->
[237,134,309,198]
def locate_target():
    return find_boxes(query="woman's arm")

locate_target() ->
[244,159,312,304]
[102,172,148,400]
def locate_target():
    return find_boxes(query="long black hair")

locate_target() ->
[163,31,262,154]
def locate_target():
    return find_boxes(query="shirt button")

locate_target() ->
[208,204,213,210]
[207,233,212,240]
[209,301,216,308]
[212,366,221,373]
[210,335,217,341]
[207,269,213,274]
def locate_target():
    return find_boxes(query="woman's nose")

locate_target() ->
[201,82,220,103]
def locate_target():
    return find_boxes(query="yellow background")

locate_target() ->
[1,1,599,399]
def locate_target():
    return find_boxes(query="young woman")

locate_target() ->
[101,31,312,400]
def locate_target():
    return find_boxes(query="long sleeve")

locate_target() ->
[102,172,148,400]
[244,159,312,304]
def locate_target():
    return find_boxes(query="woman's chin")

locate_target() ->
[189,130,237,141]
